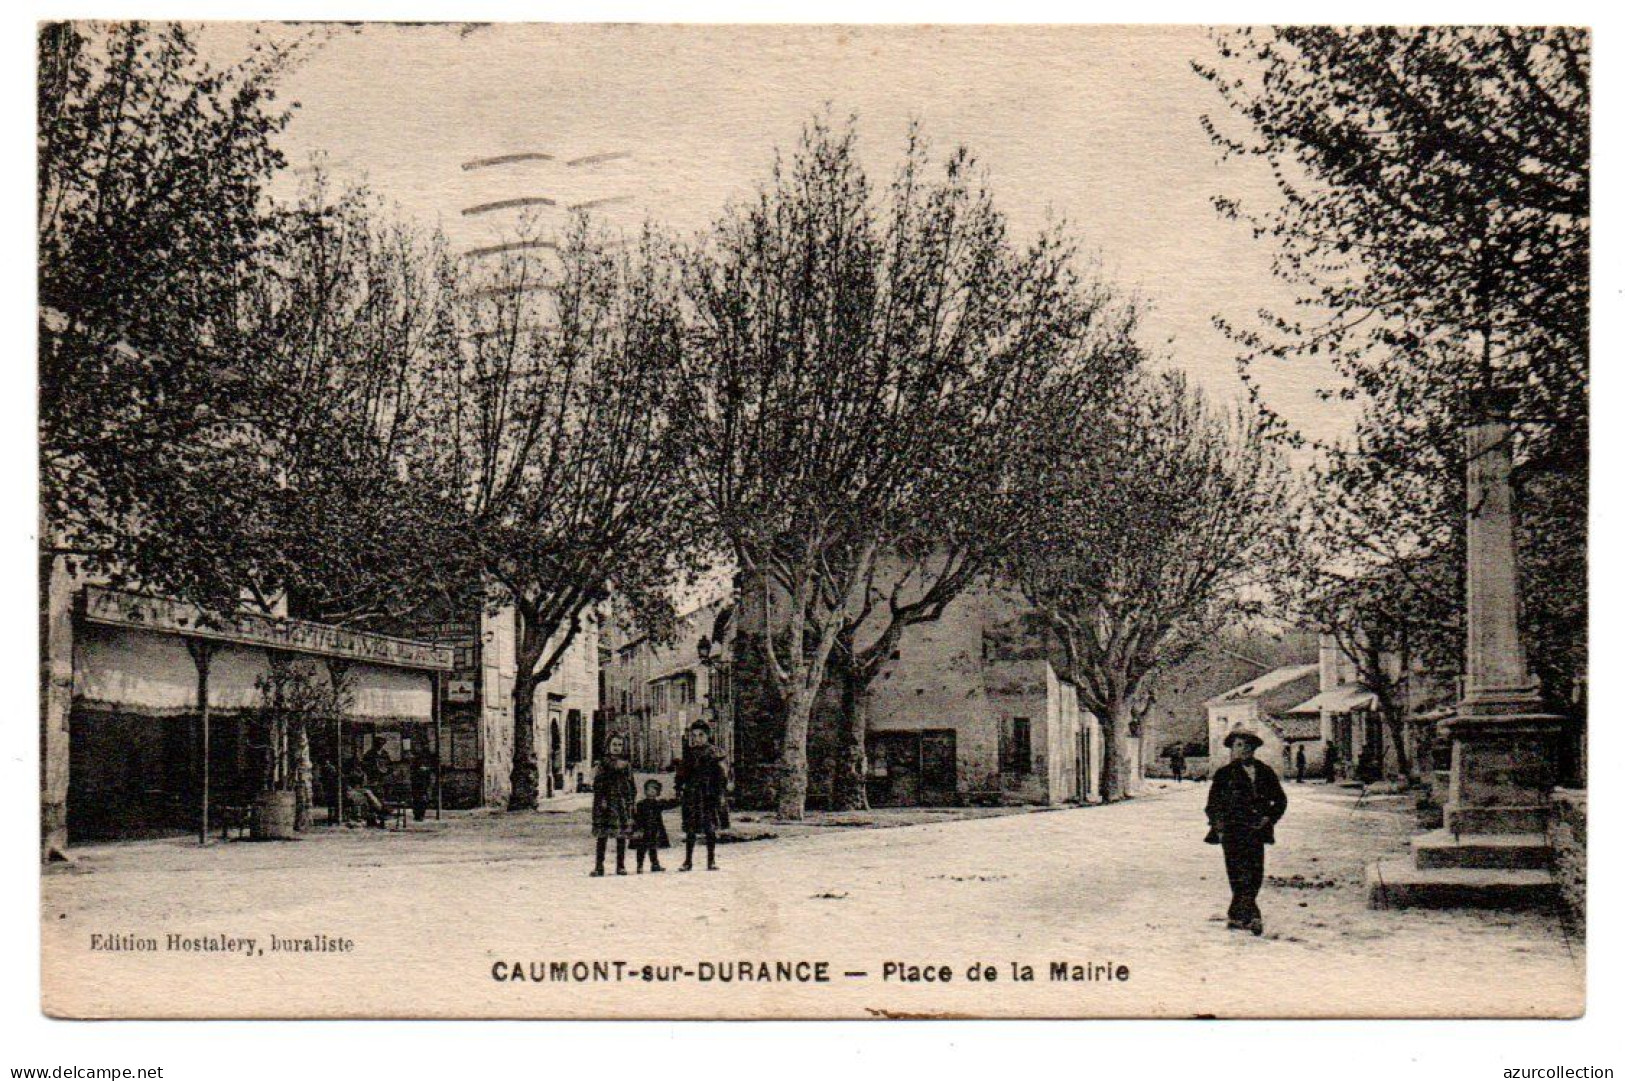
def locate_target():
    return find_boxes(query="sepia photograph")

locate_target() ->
[32,19,1589,1022]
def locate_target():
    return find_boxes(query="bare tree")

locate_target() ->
[224,174,474,628]
[678,118,1119,818]
[823,317,1142,810]
[427,219,696,810]
[1008,372,1290,802]
[1276,507,1465,782]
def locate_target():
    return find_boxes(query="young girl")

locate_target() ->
[675,721,729,871]
[590,734,637,876]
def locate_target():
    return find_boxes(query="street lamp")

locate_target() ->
[695,634,731,757]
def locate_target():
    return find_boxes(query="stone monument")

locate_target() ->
[1368,388,1565,908]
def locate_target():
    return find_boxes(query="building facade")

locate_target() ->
[598,597,733,773]
[1140,629,1318,779]
[415,599,600,809]
[1282,634,1450,783]
[724,571,1103,810]
[1204,663,1321,777]
[861,584,1100,807]
[43,577,453,847]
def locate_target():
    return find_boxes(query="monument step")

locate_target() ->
[1443,803,1549,835]
[1411,830,1551,870]
[1366,859,1559,910]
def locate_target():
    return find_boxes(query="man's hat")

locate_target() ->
[1223,724,1265,749]
[689,720,711,734]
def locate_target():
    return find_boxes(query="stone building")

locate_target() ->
[1204,663,1321,776]
[40,560,601,853]
[727,572,1103,810]
[598,597,733,773]
[413,599,600,808]
[1139,629,1318,779]
[1279,636,1369,779]
[1282,634,1452,783]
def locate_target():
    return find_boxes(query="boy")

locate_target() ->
[632,779,677,873]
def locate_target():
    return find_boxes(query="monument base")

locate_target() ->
[1367,859,1559,910]
[1368,707,1565,910]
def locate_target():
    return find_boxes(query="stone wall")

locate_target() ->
[1147,754,1212,781]
[533,617,600,794]
[41,558,75,859]
[478,605,515,808]
[867,585,1005,803]
[1548,787,1586,933]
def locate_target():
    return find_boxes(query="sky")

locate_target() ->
[202,22,1351,446]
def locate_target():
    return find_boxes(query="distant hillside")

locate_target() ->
[1140,628,1318,757]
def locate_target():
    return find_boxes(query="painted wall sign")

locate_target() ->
[80,587,455,672]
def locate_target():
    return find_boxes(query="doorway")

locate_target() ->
[866,729,959,807]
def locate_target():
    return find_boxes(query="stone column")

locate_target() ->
[1441,388,1564,836]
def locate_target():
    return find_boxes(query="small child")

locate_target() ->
[631,780,678,873]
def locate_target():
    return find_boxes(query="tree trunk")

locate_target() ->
[508,607,546,811]
[509,671,543,811]
[1381,702,1413,781]
[776,683,813,820]
[293,719,312,831]
[830,659,870,812]
[1100,697,1137,803]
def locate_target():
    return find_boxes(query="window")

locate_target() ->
[1001,717,1032,775]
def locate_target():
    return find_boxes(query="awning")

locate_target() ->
[1285,684,1377,715]
[1268,715,1324,742]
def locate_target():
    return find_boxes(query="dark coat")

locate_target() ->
[363,748,394,786]
[632,797,677,850]
[591,757,637,838]
[1205,759,1288,844]
[343,757,370,788]
[676,745,729,835]
[409,755,436,798]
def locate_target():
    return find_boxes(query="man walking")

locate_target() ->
[1205,725,1288,936]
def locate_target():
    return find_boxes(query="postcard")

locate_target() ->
[38,22,1588,1019]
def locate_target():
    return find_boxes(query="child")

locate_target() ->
[676,721,729,871]
[591,735,637,876]
[631,779,677,873]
